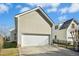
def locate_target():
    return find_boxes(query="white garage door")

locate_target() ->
[21,35,49,47]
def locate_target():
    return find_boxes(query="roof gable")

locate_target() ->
[59,18,78,30]
[15,7,54,27]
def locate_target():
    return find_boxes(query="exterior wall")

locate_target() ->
[10,30,16,42]
[53,29,66,41]
[53,21,78,45]
[67,21,78,45]
[16,11,52,45]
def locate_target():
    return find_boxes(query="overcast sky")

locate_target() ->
[0,3,79,35]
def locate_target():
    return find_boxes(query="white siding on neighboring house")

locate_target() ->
[53,29,66,40]
[67,21,78,45]
[53,20,78,45]
[10,29,16,42]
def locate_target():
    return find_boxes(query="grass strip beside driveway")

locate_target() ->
[0,48,18,56]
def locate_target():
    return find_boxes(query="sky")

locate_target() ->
[0,3,79,36]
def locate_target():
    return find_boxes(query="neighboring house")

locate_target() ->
[10,28,16,42]
[15,7,54,47]
[53,19,78,45]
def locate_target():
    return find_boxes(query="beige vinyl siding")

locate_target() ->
[18,11,51,34]
[17,11,51,45]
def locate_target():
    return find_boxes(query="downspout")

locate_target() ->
[50,24,53,45]
[66,29,68,48]
[15,17,21,56]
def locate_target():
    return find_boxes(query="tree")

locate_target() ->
[70,29,79,50]
[0,24,8,55]
[0,35,4,55]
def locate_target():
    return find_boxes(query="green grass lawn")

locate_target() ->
[0,41,19,56]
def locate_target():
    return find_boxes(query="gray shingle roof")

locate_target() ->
[59,18,78,30]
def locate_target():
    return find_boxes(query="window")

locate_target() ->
[72,24,75,28]
[55,35,57,39]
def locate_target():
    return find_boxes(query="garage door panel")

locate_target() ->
[21,35,49,47]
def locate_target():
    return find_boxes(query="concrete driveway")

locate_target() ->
[20,45,79,56]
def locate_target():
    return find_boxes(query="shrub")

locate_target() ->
[66,41,71,45]
[53,39,70,45]
[3,41,17,48]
